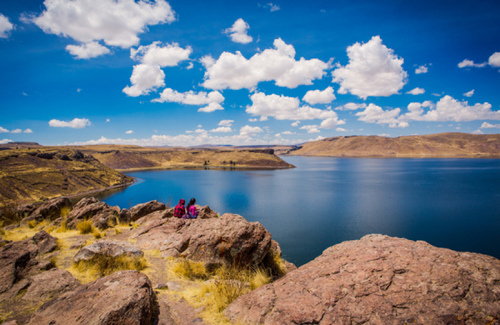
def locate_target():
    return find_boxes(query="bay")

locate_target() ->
[100,157,500,266]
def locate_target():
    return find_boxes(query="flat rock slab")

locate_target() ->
[225,234,500,324]
[134,213,271,268]
[74,240,144,263]
[28,270,156,325]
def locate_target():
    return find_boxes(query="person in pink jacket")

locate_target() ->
[186,198,199,219]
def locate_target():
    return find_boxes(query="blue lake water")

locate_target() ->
[100,157,500,266]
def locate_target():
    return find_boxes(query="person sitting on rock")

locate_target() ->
[174,199,186,218]
[185,198,199,219]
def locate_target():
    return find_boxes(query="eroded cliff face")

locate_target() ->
[225,234,500,324]
[0,148,133,206]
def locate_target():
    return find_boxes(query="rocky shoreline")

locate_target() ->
[1,198,499,324]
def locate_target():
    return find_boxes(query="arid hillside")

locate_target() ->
[0,148,133,206]
[69,145,294,170]
[286,133,500,158]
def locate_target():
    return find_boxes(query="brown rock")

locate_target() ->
[135,208,174,225]
[27,197,72,223]
[22,268,80,301]
[129,200,166,221]
[28,270,157,325]
[225,234,500,325]
[197,205,217,219]
[135,213,272,268]
[74,240,144,263]
[67,197,120,230]
[31,231,57,255]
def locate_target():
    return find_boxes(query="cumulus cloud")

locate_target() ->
[489,52,500,68]
[218,120,234,127]
[263,3,280,12]
[302,86,336,105]
[24,129,33,133]
[405,96,500,122]
[31,0,176,57]
[49,118,91,129]
[239,125,263,136]
[406,87,425,95]
[480,122,500,129]
[0,127,9,133]
[126,130,134,134]
[415,65,428,74]
[224,18,252,44]
[123,42,191,97]
[11,129,22,134]
[332,36,407,99]
[464,89,474,97]
[356,104,408,128]
[0,139,12,144]
[320,117,345,129]
[0,13,14,38]
[202,38,330,90]
[153,88,224,112]
[335,102,367,111]
[458,59,487,68]
[66,41,111,59]
[291,121,300,127]
[211,126,233,133]
[246,92,339,121]
[300,125,320,133]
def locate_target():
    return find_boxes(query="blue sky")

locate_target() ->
[1,0,499,146]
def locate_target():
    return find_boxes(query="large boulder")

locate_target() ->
[28,270,157,325]
[21,197,72,225]
[129,200,166,221]
[225,234,500,324]
[134,213,272,268]
[74,240,144,263]
[22,268,80,302]
[67,197,120,230]
[0,231,58,301]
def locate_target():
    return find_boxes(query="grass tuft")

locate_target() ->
[169,258,209,280]
[72,255,148,281]
[76,219,93,234]
[60,206,71,218]
[26,220,37,229]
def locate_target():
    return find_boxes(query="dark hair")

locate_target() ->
[187,198,196,210]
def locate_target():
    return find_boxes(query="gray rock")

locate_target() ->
[28,270,157,325]
[74,240,144,263]
[225,234,500,325]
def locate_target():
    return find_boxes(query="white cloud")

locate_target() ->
[264,3,280,12]
[356,103,408,128]
[332,36,407,99]
[336,102,367,111]
[210,126,233,133]
[123,42,192,97]
[0,13,14,38]
[336,127,348,132]
[0,139,12,144]
[0,127,9,133]
[126,130,134,134]
[24,129,33,134]
[123,64,165,97]
[291,121,300,127]
[458,59,487,68]
[405,96,500,122]
[302,86,336,105]
[66,41,111,59]
[282,131,295,135]
[224,18,252,44]
[300,125,320,133]
[464,89,474,97]
[472,129,484,135]
[202,38,330,90]
[106,119,110,122]
[218,120,234,127]
[406,87,425,95]
[131,41,192,67]
[32,0,176,51]
[480,122,500,129]
[239,125,263,136]
[488,52,500,68]
[247,92,339,121]
[320,117,345,129]
[11,129,22,134]
[415,65,428,74]
[153,88,224,113]
[48,118,91,129]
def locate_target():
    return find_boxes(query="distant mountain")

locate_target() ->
[285,133,500,158]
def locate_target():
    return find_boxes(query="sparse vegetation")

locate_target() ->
[169,258,209,280]
[73,255,148,281]
[26,220,37,229]
[76,220,93,234]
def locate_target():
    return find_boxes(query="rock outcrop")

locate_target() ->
[225,234,500,324]
[129,200,166,221]
[22,268,80,302]
[28,270,156,325]
[74,240,144,263]
[66,197,120,230]
[134,213,272,268]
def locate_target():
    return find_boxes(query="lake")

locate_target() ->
[100,157,500,266]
